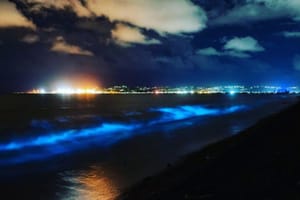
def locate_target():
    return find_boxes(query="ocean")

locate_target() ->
[0,94,297,199]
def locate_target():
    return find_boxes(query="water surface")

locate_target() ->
[0,94,297,199]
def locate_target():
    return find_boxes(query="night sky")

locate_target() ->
[0,0,300,92]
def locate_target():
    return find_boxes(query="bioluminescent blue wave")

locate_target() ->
[0,105,247,165]
[0,123,140,151]
[153,106,218,121]
[150,105,246,124]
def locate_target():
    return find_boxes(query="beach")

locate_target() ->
[121,99,300,200]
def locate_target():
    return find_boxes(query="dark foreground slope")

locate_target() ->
[120,101,300,200]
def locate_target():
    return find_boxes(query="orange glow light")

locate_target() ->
[27,75,103,94]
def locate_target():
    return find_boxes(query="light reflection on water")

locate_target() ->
[58,166,119,200]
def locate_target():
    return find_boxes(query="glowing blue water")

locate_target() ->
[0,105,247,165]
[0,123,139,151]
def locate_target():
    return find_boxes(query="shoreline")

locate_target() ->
[119,100,300,199]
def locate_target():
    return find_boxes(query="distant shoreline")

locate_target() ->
[10,92,300,96]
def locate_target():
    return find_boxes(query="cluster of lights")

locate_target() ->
[154,90,195,95]
[24,84,299,95]
[26,88,237,95]
[27,88,103,95]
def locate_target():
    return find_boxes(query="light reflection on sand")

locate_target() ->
[58,166,119,200]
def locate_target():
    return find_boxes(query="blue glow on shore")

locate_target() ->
[0,104,247,165]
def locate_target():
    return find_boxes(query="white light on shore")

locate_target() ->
[27,87,103,95]
[39,88,46,94]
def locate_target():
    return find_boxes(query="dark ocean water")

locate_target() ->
[0,94,297,199]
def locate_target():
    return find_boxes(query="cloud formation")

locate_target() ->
[50,36,94,56]
[18,0,206,46]
[254,0,300,20]
[294,55,300,71]
[111,23,161,46]
[21,0,207,34]
[211,0,300,25]
[197,36,264,58]
[21,34,40,43]
[197,47,251,58]
[197,47,222,56]
[211,4,280,25]
[225,50,252,58]
[0,0,35,29]
[281,31,300,38]
[86,0,207,35]
[23,0,92,17]
[224,36,265,52]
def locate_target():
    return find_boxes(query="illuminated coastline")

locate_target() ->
[22,85,300,95]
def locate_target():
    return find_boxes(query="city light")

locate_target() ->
[26,87,103,95]
[24,85,300,95]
